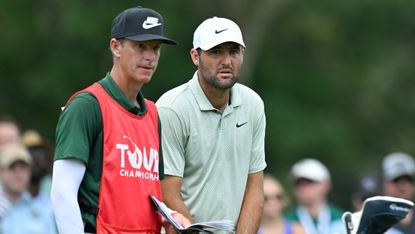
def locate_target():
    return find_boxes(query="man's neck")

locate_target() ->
[197,75,231,112]
[110,67,142,107]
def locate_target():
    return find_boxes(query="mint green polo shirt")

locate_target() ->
[156,71,266,224]
[54,73,164,229]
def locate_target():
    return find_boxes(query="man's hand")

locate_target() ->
[163,212,192,234]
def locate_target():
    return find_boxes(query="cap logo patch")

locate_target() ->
[142,16,162,29]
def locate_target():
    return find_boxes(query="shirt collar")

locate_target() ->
[99,73,147,115]
[189,71,242,111]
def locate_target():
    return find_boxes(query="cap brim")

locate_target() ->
[294,176,321,182]
[125,34,177,45]
[385,173,414,181]
[2,158,31,169]
[198,39,245,51]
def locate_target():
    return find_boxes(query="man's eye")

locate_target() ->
[138,43,146,49]
[210,49,221,54]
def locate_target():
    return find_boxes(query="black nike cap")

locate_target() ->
[111,6,177,45]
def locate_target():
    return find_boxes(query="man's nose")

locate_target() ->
[221,51,232,65]
[143,49,158,61]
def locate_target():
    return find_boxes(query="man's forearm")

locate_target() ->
[236,171,264,234]
[164,196,193,222]
[51,160,86,234]
[161,176,193,222]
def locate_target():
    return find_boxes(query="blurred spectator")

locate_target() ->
[21,130,53,201]
[258,174,305,234]
[0,117,20,148]
[382,152,415,234]
[285,158,344,234]
[350,172,382,212]
[0,143,56,233]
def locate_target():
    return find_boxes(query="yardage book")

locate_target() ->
[149,195,235,233]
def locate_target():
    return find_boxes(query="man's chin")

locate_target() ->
[134,73,153,84]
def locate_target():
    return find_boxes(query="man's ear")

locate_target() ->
[110,38,122,58]
[190,48,200,66]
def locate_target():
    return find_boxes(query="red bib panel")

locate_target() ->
[81,83,162,234]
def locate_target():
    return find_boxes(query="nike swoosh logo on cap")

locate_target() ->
[142,22,162,29]
[215,28,228,34]
[142,17,162,29]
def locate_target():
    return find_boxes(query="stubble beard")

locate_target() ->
[200,66,239,90]
[205,75,237,90]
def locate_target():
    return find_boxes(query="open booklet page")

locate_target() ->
[149,195,235,233]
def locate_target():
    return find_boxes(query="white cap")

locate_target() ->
[193,17,245,50]
[382,152,415,181]
[291,158,330,182]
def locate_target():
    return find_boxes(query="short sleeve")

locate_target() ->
[157,106,187,177]
[54,93,101,165]
[249,100,267,173]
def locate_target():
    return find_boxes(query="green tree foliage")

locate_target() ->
[1,0,415,208]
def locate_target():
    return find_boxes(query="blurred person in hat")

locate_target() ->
[50,6,190,234]
[156,16,266,233]
[21,130,53,207]
[0,143,57,233]
[285,158,344,234]
[382,152,415,234]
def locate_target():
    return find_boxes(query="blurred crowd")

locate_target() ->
[259,155,415,234]
[0,116,56,234]
[0,115,414,234]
